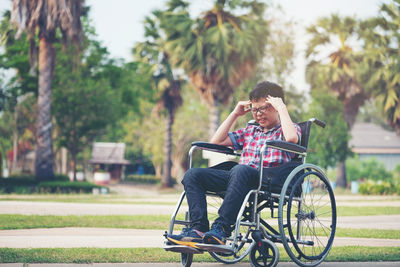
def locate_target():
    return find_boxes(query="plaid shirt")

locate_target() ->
[228,123,301,170]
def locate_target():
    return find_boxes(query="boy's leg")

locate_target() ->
[181,167,230,232]
[204,164,258,244]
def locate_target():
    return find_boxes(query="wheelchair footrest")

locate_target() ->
[163,242,203,254]
[195,243,233,253]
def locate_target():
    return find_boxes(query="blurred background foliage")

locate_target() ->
[0,0,399,191]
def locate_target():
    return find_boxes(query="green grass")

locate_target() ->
[0,247,399,263]
[0,214,184,230]
[336,206,400,216]
[0,194,179,205]
[1,214,399,240]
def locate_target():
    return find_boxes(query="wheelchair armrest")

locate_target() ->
[265,140,306,154]
[191,141,236,155]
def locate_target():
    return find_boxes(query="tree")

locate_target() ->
[133,11,183,188]
[0,10,38,175]
[161,0,269,138]
[359,0,400,133]
[52,52,120,181]
[306,14,367,188]
[304,89,351,171]
[11,0,83,180]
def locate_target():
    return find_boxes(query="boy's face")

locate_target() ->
[250,98,280,130]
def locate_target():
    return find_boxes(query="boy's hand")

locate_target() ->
[233,100,252,116]
[266,95,286,112]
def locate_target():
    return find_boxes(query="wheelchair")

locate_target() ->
[163,118,337,267]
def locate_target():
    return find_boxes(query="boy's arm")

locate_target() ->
[210,100,251,146]
[267,96,299,144]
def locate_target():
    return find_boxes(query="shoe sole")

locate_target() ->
[167,237,202,248]
[203,235,225,245]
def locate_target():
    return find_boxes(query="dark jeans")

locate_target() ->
[181,164,259,233]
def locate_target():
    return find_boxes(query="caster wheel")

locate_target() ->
[250,239,279,267]
[180,253,193,267]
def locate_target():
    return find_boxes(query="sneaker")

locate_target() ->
[203,222,229,245]
[167,228,204,248]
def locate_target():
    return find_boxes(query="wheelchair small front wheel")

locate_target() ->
[249,239,279,267]
[180,253,193,267]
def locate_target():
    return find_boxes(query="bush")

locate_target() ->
[0,177,37,194]
[346,157,392,182]
[0,175,106,194]
[124,174,177,185]
[359,180,399,195]
[37,181,105,194]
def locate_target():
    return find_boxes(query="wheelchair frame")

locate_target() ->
[163,118,337,267]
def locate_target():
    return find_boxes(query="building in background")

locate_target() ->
[89,142,130,184]
[349,123,400,171]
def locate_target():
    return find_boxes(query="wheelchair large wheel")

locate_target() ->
[278,164,337,267]
[206,192,253,264]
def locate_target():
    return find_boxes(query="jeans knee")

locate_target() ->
[182,168,204,186]
[229,164,258,187]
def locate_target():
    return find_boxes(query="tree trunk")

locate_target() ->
[162,107,174,188]
[12,111,18,174]
[335,161,347,188]
[35,33,55,181]
[335,96,364,188]
[208,100,221,139]
[71,151,77,182]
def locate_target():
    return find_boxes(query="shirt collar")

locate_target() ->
[255,123,281,133]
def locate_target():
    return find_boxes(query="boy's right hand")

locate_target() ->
[233,100,252,117]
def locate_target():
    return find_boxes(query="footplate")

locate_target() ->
[195,243,234,253]
[163,242,203,254]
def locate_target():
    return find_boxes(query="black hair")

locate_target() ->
[249,81,285,103]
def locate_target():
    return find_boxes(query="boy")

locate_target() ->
[168,81,301,247]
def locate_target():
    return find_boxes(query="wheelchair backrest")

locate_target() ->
[298,120,312,150]
[247,119,313,150]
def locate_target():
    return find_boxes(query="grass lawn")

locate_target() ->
[0,247,399,263]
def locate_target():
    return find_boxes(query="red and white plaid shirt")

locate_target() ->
[228,123,302,170]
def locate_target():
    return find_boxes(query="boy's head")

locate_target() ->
[249,81,283,129]
[249,81,285,103]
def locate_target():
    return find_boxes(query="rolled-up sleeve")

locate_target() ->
[229,128,245,150]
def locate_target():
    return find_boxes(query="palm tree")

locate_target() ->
[306,14,367,188]
[161,0,269,137]
[134,11,183,188]
[360,0,400,134]
[11,0,83,180]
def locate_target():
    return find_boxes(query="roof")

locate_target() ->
[349,122,400,154]
[89,142,130,165]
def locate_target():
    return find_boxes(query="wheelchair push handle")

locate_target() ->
[310,118,326,128]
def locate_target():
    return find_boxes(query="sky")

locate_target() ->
[0,0,390,91]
